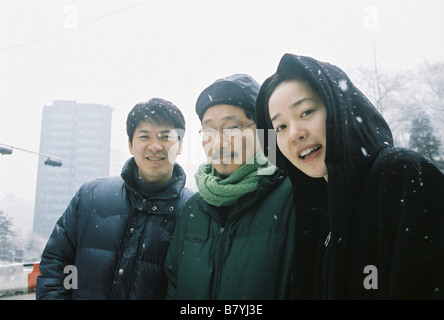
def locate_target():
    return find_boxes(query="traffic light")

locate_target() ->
[0,146,13,155]
[44,158,63,167]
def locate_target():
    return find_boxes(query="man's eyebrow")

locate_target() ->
[270,98,317,122]
[136,129,172,134]
[137,129,151,134]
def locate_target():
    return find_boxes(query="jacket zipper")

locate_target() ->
[200,185,263,299]
[213,224,228,299]
[212,198,256,299]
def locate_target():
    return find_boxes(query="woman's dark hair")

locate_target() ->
[126,98,186,143]
[261,73,321,129]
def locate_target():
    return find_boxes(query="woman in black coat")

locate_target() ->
[255,53,444,299]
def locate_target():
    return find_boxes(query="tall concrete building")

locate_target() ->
[33,100,112,241]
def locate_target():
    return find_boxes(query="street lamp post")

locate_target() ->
[0,143,62,167]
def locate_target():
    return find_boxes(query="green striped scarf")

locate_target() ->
[195,150,278,207]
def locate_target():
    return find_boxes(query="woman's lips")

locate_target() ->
[298,144,322,162]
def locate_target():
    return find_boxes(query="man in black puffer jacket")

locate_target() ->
[36,98,194,300]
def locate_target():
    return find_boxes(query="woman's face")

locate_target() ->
[268,80,328,181]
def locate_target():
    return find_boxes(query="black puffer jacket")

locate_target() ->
[36,158,194,300]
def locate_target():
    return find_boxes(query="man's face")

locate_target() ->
[200,104,259,177]
[128,120,182,183]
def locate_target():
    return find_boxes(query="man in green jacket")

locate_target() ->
[165,74,296,299]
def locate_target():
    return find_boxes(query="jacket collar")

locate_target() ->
[121,157,187,201]
[196,168,287,221]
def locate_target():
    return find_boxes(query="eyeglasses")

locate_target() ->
[198,122,255,139]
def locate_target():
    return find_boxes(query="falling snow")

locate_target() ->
[361,147,368,156]
[338,79,348,92]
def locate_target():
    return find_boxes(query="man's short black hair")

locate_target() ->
[126,98,186,143]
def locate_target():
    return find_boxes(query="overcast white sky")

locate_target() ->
[1,0,444,203]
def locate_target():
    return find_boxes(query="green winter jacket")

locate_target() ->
[165,169,296,300]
